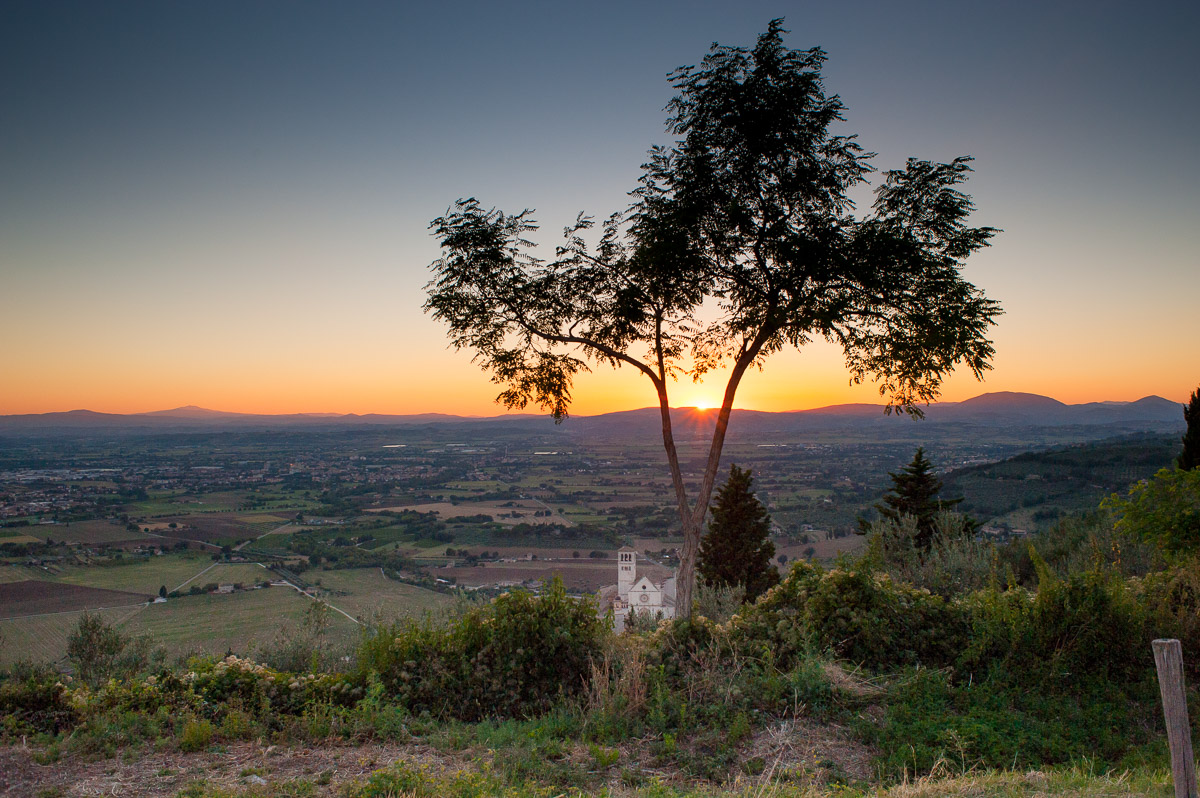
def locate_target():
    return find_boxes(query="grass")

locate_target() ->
[120,586,353,658]
[308,568,453,622]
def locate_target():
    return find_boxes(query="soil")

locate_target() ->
[0,582,152,618]
[0,720,878,797]
[0,740,436,797]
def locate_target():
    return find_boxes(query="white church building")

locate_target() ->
[597,546,677,632]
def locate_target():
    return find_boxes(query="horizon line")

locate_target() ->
[0,390,1179,420]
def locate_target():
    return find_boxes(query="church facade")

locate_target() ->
[597,546,677,632]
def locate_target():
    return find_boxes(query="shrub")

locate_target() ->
[1103,467,1200,555]
[358,578,605,721]
[179,717,214,752]
[0,669,78,737]
[733,561,969,673]
[960,556,1152,685]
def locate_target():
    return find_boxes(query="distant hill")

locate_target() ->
[0,392,1184,440]
[941,432,1180,531]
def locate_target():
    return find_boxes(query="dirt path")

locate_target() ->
[0,740,434,797]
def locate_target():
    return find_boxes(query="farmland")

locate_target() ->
[0,414,1182,666]
[0,605,145,666]
[0,581,150,617]
[121,587,339,658]
[307,568,453,622]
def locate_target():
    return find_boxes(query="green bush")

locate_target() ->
[960,557,1152,685]
[1103,467,1200,555]
[733,561,969,673]
[358,579,605,721]
[0,669,78,737]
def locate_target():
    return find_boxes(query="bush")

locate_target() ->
[358,578,605,721]
[0,668,78,737]
[1103,467,1200,555]
[734,561,969,673]
[960,555,1153,685]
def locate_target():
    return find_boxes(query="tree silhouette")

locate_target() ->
[425,21,1001,616]
[698,465,779,602]
[870,447,966,550]
[1179,385,1199,470]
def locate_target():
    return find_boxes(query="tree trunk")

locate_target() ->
[664,345,762,620]
[675,515,700,619]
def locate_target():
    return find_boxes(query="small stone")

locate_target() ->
[245,775,268,785]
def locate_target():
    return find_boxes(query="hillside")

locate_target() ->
[942,432,1180,529]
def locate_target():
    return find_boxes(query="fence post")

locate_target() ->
[1153,639,1198,798]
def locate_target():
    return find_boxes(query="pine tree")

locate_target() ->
[698,465,779,602]
[1179,385,1200,471]
[870,448,966,550]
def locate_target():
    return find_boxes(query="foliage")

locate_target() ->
[1136,554,1200,678]
[0,666,78,737]
[864,512,996,597]
[867,666,1157,778]
[698,465,779,601]
[692,581,746,623]
[1180,384,1200,470]
[257,600,353,674]
[1102,466,1200,555]
[357,578,604,721]
[959,560,1154,685]
[863,448,968,550]
[424,21,1000,617]
[66,611,164,688]
[733,561,968,673]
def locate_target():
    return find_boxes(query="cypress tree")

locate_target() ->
[871,447,966,550]
[1179,385,1200,471]
[698,465,779,602]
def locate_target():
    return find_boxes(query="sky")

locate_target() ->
[2,0,1197,417]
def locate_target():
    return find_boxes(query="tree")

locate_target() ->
[158,584,167,599]
[425,21,1000,617]
[698,465,779,601]
[1103,467,1200,555]
[67,611,125,687]
[1179,385,1200,470]
[865,447,968,550]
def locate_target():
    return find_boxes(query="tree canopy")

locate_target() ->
[698,465,779,602]
[425,20,1001,616]
[865,447,969,551]
[1179,385,1199,471]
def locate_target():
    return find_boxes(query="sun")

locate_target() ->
[689,397,714,411]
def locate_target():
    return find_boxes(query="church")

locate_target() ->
[596,546,677,632]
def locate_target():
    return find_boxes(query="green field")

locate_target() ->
[0,605,145,666]
[58,553,217,594]
[309,568,453,623]
[121,587,344,658]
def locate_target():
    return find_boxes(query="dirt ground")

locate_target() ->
[0,718,875,797]
[0,740,426,797]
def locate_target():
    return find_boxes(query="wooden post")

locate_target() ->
[1153,639,1198,798]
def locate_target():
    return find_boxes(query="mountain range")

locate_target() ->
[0,392,1185,438]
